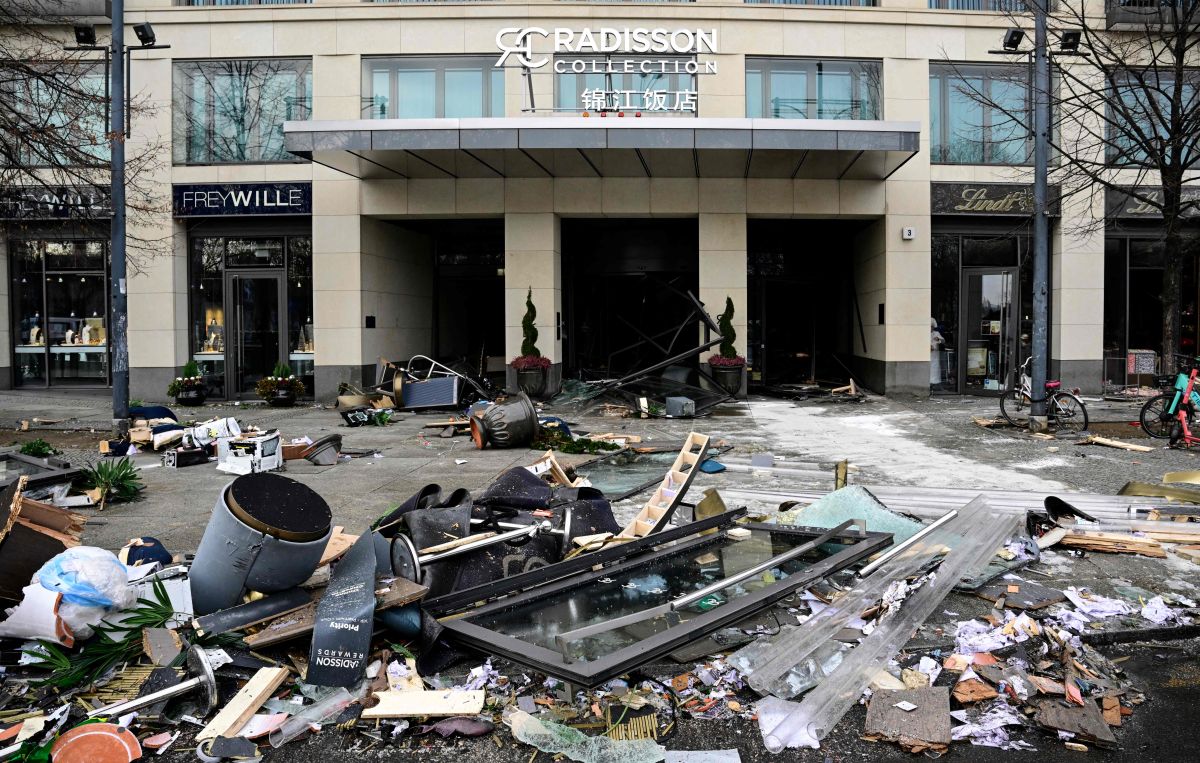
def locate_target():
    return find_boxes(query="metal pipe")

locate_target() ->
[856,510,958,578]
[87,647,216,718]
[420,521,551,564]
[1029,2,1051,421]
[469,517,565,536]
[110,0,128,431]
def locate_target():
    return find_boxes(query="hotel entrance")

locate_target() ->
[562,219,699,381]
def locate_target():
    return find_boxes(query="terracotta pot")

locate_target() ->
[175,388,207,407]
[268,388,296,407]
[516,367,547,398]
[710,364,744,395]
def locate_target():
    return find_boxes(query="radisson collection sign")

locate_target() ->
[496,27,718,113]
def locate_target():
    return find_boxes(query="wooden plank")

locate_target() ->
[196,667,290,743]
[1059,531,1166,558]
[318,527,358,566]
[245,577,426,648]
[1084,435,1154,453]
[361,689,484,719]
[1031,698,1117,747]
[863,687,950,754]
[16,497,85,536]
[975,580,1065,610]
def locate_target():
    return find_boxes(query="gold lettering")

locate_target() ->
[951,187,1032,213]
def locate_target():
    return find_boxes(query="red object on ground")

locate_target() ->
[50,723,142,763]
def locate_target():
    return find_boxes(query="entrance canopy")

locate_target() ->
[283,117,919,181]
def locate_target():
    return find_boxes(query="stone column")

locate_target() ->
[1051,196,1105,392]
[504,209,562,394]
[699,180,748,394]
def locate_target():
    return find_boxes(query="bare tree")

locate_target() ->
[0,0,166,271]
[952,1,1200,365]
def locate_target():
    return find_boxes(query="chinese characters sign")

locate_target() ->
[581,87,698,113]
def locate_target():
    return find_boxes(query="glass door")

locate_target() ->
[960,268,1017,394]
[226,271,285,397]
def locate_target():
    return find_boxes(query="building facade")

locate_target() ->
[2,0,1191,400]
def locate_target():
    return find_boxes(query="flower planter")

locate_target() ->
[470,392,539,449]
[175,388,207,407]
[268,389,297,408]
[710,364,744,396]
[516,368,547,398]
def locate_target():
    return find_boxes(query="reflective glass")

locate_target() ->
[361,57,503,119]
[467,529,828,663]
[445,69,484,118]
[397,70,436,118]
[746,58,879,120]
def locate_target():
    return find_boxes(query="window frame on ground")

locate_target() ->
[172,58,313,165]
[745,57,882,120]
[929,62,1032,165]
[361,55,504,119]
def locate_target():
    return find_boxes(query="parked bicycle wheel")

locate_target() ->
[1140,392,1177,439]
[1049,391,1088,435]
[1000,387,1032,428]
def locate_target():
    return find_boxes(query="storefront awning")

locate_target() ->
[283,117,919,181]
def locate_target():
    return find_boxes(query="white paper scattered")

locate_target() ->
[893,700,918,712]
[917,656,942,686]
[1063,587,1133,619]
[455,459,468,465]
[1140,596,1181,625]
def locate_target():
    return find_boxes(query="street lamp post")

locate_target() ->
[990,5,1080,431]
[110,0,127,433]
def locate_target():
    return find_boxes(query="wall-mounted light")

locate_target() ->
[1002,29,1026,52]
[1058,30,1082,53]
[133,23,156,47]
[74,25,96,46]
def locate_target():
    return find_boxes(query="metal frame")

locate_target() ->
[439,521,891,686]
[425,507,747,615]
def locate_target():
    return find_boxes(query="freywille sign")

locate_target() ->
[0,186,110,220]
[931,183,1060,217]
[1105,187,1200,219]
[173,183,312,217]
[496,27,717,113]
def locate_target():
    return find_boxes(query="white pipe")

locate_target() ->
[856,510,959,577]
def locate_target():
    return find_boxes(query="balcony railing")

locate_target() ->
[746,0,877,5]
[1107,0,1197,29]
[928,0,1039,10]
[174,1,311,7]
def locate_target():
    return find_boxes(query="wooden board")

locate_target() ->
[1059,531,1166,558]
[975,580,1065,610]
[196,667,290,743]
[1083,435,1154,453]
[245,577,427,648]
[361,689,484,719]
[1031,698,1117,747]
[318,527,358,566]
[863,687,951,754]
[1172,546,1200,564]
[617,432,709,540]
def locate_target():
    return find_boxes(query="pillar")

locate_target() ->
[504,211,562,394]
[698,181,747,394]
[1051,195,1105,393]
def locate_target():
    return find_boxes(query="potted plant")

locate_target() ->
[708,296,745,395]
[512,287,551,397]
[167,360,207,407]
[256,362,306,407]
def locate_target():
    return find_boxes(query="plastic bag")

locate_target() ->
[36,547,137,639]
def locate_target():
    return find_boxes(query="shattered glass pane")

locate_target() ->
[510,710,666,763]
[467,528,828,663]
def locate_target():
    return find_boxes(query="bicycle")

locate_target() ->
[1169,364,1200,448]
[1139,354,1200,439]
[999,356,1089,434]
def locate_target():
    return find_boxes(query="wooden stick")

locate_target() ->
[196,667,289,742]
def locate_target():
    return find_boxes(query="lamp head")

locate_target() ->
[133,22,156,47]
[1059,30,1082,53]
[1002,28,1026,52]
[73,25,96,46]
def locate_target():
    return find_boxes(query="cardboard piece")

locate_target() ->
[863,687,951,754]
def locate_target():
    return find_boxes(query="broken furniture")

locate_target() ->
[618,432,711,538]
[378,354,493,410]
[216,430,283,475]
[189,473,333,615]
[470,392,539,449]
[299,434,342,465]
[390,521,554,585]
[87,645,218,718]
[0,477,85,608]
[438,519,891,686]
[0,450,82,493]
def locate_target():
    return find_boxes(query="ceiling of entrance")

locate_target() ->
[283,117,919,181]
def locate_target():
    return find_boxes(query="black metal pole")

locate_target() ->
[110,0,129,430]
[1030,3,1050,425]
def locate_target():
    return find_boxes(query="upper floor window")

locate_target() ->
[173,59,312,165]
[362,56,504,119]
[930,63,1030,165]
[1107,69,1200,167]
[555,55,698,114]
[927,0,1039,9]
[745,58,881,120]
[3,63,108,167]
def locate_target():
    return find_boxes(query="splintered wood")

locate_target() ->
[1082,435,1154,453]
[1057,530,1167,558]
[863,688,950,754]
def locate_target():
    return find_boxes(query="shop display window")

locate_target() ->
[9,239,110,387]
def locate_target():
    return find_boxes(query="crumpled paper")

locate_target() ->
[950,699,1035,751]
[1063,587,1133,620]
